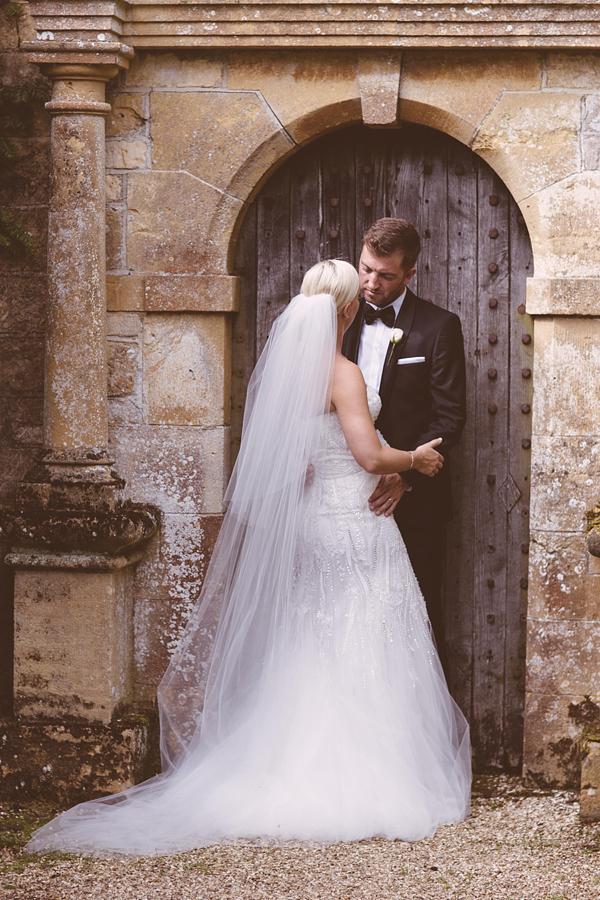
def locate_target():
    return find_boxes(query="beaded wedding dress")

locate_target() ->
[28,295,470,857]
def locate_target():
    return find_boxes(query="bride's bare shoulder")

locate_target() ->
[331,356,367,408]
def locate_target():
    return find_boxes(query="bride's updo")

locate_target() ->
[300,259,359,313]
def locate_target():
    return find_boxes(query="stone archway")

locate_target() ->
[232,121,534,772]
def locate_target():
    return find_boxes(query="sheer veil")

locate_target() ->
[26,292,337,854]
[157,291,338,768]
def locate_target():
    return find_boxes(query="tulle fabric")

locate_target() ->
[27,297,471,857]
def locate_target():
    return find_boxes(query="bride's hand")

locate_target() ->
[413,438,444,476]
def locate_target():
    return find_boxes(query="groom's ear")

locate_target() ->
[403,267,417,286]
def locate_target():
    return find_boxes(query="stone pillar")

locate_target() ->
[44,64,113,453]
[0,47,158,801]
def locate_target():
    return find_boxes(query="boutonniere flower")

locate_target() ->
[390,328,404,345]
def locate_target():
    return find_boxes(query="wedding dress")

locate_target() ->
[28,295,470,857]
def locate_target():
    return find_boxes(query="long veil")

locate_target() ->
[26,292,338,855]
[158,291,337,767]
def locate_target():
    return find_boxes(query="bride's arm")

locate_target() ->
[331,360,443,477]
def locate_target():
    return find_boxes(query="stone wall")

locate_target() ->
[2,0,600,791]
[0,4,49,715]
[99,49,600,757]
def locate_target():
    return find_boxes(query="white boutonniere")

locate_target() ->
[390,328,404,345]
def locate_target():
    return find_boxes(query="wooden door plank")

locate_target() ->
[319,131,356,266]
[444,137,478,723]
[256,164,291,355]
[504,196,534,769]
[387,127,422,296]
[289,144,322,297]
[417,127,448,308]
[472,163,511,771]
[231,204,258,463]
[355,126,389,262]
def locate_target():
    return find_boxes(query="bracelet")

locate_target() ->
[408,450,414,470]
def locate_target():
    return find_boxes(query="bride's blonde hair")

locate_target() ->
[300,259,359,314]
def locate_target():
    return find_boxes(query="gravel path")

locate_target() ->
[1,777,599,900]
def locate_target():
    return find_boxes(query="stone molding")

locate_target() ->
[23,41,134,70]
[4,549,146,571]
[106,275,240,312]
[527,277,600,316]
[24,1,600,50]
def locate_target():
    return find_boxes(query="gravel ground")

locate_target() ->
[1,777,599,900]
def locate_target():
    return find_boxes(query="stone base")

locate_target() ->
[0,714,160,805]
[581,732,600,824]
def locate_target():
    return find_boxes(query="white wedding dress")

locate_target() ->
[28,384,471,856]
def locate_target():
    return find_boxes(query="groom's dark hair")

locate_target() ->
[363,218,421,270]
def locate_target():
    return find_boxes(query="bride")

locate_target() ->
[28,259,471,856]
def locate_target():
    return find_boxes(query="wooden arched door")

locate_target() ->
[233,123,534,772]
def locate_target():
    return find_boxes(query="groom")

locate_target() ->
[343,218,466,665]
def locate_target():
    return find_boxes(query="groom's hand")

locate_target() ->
[368,473,408,517]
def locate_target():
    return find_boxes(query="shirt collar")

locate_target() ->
[365,287,407,318]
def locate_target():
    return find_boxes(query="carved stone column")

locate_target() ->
[0,39,158,802]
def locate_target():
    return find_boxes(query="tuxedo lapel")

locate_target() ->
[378,289,417,405]
[342,299,366,363]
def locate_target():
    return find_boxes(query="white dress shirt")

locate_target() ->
[357,288,407,392]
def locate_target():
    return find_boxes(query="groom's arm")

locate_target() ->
[405,313,466,477]
[370,314,466,513]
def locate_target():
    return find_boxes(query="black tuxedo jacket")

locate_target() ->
[342,288,467,528]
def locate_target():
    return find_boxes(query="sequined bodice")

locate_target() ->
[312,385,382,483]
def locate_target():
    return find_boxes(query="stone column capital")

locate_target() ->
[23,42,134,76]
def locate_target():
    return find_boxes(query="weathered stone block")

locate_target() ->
[358,52,401,126]
[143,313,231,427]
[106,139,148,170]
[532,318,600,437]
[526,618,600,696]
[227,51,361,145]
[0,274,46,332]
[13,567,134,723]
[523,173,600,279]
[528,530,598,621]
[109,425,229,515]
[107,312,143,340]
[526,277,600,316]
[473,92,581,202]
[400,51,542,146]
[106,275,145,311]
[0,335,44,395]
[581,738,600,823]
[144,275,239,313]
[523,691,586,788]
[132,512,222,604]
[151,90,293,201]
[108,342,138,397]
[106,92,148,139]
[0,205,47,273]
[546,53,600,89]
[133,514,222,692]
[126,53,224,89]
[0,448,41,505]
[3,396,44,448]
[0,716,159,804]
[530,436,600,532]
[106,205,123,270]
[105,173,122,202]
[0,138,51,207]
[582,95,600,170]
[127,171,243,274]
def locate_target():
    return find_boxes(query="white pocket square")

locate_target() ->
[397,356,426,365]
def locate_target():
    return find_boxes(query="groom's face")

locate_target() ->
[359,246,416,308]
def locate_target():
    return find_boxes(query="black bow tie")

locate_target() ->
[363,304,396,328]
